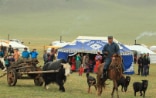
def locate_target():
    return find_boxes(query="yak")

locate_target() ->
[42,59,71,92]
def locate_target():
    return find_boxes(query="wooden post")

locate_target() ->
[8,34,10,40]
[60,36,62,43]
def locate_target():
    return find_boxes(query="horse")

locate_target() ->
[97,54,123,98]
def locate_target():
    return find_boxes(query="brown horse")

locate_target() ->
[97,54,123,98]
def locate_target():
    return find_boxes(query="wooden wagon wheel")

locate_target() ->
[34,76,44,86]
[7,69,17,86]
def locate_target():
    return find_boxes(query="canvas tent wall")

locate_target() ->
[150,46,156,52]
[9,41,29,53]
[0,40,29,54]
[126,45,156,64]
[58,36,134,74]
[0,40,9,47]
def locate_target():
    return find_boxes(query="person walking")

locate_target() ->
[101,36,120,78]
[137,54,143,75]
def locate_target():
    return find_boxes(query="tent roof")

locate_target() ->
[0,40,9,47]
[9,41,27,48]
[0,42,9,47]
[126,45,156,54]
[59,36,132,55]
[76,36,119,43]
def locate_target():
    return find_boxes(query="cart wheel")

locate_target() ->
[34,77,43,86]
[7,69,17,86]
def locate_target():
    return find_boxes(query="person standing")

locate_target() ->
[71,56,76,71]
[22,48,30,61]
[137,54,143,75]
[8,45,14,56]
[13,48,20,62]
[146,53,150,75]
[102,36,120,78]
[30,49,38,60]
[43,50,48,64]
[0,48,4,58]
[75,53,81,71]
[82,54,89,72]
[0,48,5,71]
[4,56,10,68]
[94,52,102,73]
[142,53,148,76]
[49,48,55,62]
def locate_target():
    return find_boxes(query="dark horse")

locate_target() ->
[0,60,5,70]
[97,54,123,98]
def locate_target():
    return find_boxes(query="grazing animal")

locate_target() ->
[97,54,123,98]
[86,73,97,93]
[133,80,148,97]
[42,59,71,92]
[117,76,131,92]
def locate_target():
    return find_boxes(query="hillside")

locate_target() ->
[0,0,156,45]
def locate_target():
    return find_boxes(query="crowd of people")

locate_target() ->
[67,52,103,73]
[42,48,57,64]
[0,36,152,77]
[137,53,150,76]
[0,45,39,71]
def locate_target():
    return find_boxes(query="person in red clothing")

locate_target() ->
[71,56,76,71]
[94,52,102,73]
[79,65,84,76]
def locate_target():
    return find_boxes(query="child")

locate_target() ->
[4,56,10,68]
[79,65,84,76]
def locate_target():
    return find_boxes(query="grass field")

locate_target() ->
[0,64,156,98]
[0,0,156,98]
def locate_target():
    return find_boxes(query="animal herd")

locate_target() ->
[41,59,148,98]
[87,73,148,98]
[0,59,149,98]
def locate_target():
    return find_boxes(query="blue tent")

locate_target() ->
[58,40,134,74]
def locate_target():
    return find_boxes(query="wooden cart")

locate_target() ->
[7,60,59,86]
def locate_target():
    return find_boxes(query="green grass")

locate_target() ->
[0,64,156,98]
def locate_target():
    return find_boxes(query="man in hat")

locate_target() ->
[22,47,30,60]
[101,36,120,78]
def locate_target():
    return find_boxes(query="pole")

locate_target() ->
[8,34,10,40]
[60,36,62,43]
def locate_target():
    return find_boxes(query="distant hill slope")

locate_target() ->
[0,0,156,45]
[0,0,156,13]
